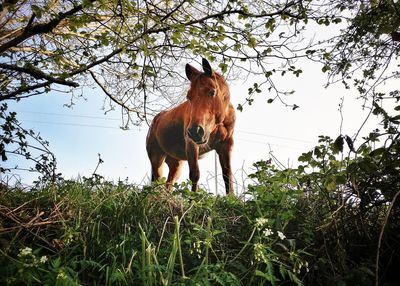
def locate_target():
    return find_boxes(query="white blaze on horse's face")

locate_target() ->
[185,59,224,145]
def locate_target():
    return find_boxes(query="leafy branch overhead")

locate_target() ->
[1,0,400,120]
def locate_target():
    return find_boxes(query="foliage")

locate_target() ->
[0,103,60,185]
[293,104,400,286]
[1,100,399,285]
[0,178,307,285]
[313,0,400,106]
[0,0,316,118]
[1,1,399,115]
[3,1,393,114]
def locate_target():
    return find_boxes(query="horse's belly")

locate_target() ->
[157,124,187,160]
[161,143,187,160]
[158,134,214,161]
[199,144,213,157]
[162,143,213,161]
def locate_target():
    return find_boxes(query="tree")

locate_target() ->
[0,0,315,122]
[1,1,399,116]
[315,1,400,100]
[1,0,399,175]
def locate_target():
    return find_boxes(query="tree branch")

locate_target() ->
[0,81,51,101]
[89,70,145,118]
[0,0,96,53]
[0,63,79,87]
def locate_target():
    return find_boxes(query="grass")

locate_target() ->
[0,169,398,286]
[0,177,308,285]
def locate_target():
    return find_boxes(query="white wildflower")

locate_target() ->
[192,241,202,258]
[253,243,264,262]
[57,271,67,280]
[19,247,32,257]
[263,228,273,237]
[277,231,286,240]
[39,256,48,263]
[255,218,268,228]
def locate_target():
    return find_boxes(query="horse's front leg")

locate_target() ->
[186,140,200,192]
[216,137,234,195]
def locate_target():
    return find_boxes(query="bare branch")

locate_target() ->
[0,82,51,101]
[0,63,79,87]
[89,70,145,118]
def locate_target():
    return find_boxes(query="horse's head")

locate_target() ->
[185,58,230,145]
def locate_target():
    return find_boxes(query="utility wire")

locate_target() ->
[235,137,307,150]
[22,120,145,131]
[18,110,314,143]
[13,110,121,121]
[16,110,314,145]
[22,119,311,150]
[236,129,314,144]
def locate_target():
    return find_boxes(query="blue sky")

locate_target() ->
[5,59,383,195]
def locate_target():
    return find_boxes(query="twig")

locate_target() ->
[89,70,145,117]
[375,190,400,286]
[0,220,60,234]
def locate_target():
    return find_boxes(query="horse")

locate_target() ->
[146,58,236,195]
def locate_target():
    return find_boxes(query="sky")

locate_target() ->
[4,57,385,196]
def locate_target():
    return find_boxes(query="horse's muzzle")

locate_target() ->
[187,124,207,144]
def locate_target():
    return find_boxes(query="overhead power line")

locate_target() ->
[236,129,314,144]
[13,110,121,121]
[235,137,307,150]
[23,120,146,131]
[14,110,315,146]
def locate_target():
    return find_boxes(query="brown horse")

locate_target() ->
[146,58,235,195]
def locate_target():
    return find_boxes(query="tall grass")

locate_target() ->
[0,178,307,285]
[1,151,398,286]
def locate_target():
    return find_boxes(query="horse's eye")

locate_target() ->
[208,89,216,97]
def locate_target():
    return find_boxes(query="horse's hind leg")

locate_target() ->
[149,152,165,182]
[165,156,183,192]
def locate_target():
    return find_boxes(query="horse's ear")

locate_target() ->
[185,64,200,81]
[202,58,213,77]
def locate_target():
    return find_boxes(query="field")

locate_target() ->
[1,142,399,286]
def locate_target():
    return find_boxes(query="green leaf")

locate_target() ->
[358,159,377,173]
[324,176,337,191]
[31,5,43,18]
[335,174,347,185]
[298,151,313,162]
[332,135,344,153]
[82,0,95,8]
[369,147,385,158]
[265,18,276,31]
[262,47,273,55]
[265,71,273,77]
[293,69,303,77]
[322,65,331,73]
[247,37,257,48]
[218,63,228,73]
